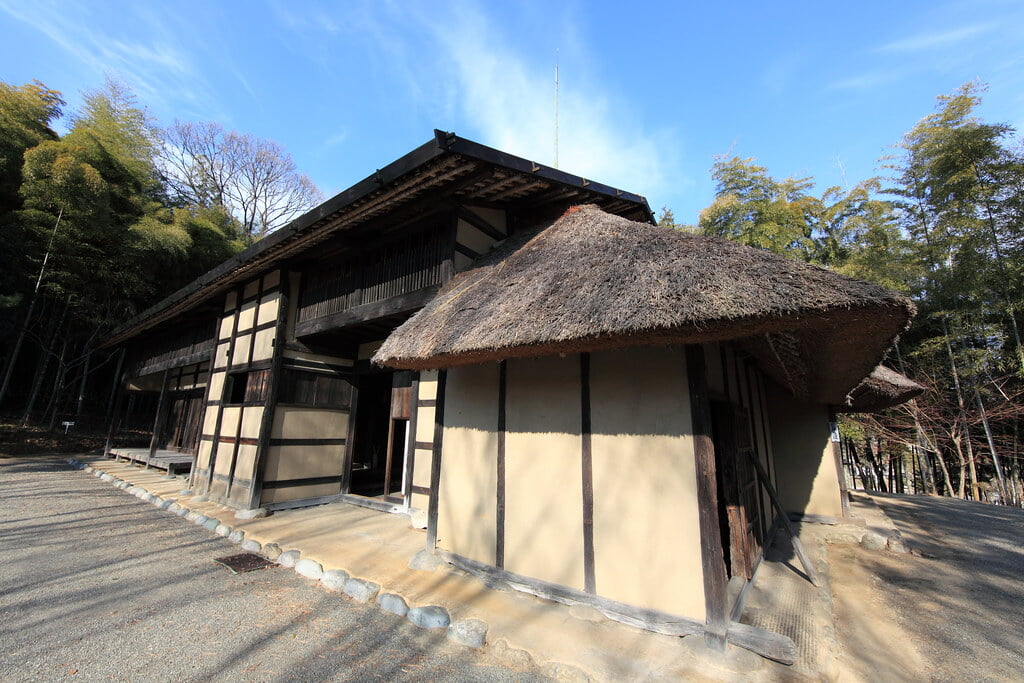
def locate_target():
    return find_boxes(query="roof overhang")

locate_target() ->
[101,130,652,348]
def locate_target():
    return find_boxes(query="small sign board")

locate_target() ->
[829,421,840,443]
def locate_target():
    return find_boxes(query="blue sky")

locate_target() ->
[2,0,1023,223]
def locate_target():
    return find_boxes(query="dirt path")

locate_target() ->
[829,544,927,682]
[831,493,1024,683]
[0,455,547,682]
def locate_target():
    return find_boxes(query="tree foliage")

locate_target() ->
[690,82,1024,506]
[160,120,323,244]
[0,76,316,423]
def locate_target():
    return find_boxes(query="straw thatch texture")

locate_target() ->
[374,205,915,403]
[839,365,925,412]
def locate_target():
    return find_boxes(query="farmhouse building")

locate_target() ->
[101,131,919,658]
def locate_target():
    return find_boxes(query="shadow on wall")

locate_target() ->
[764,376,841,522]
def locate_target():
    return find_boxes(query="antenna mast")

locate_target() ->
[554,49,559,169]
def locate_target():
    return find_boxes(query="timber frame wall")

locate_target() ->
[421,343,797,662]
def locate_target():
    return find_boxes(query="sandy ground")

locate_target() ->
[0,455,548,682]
[830,493,1024,683]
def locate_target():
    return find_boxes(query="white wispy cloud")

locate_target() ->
[0,0,216,118]
[377,3,680,201]
[878,23,995,53]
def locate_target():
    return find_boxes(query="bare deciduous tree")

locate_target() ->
[160,121,323,244]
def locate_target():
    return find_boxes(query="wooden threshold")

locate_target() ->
[437,550,797,665]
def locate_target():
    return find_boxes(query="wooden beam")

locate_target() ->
[425,369,447,552]
[456,206,505,241]
[743,448,820,586]
[686,344,729,652]
[580,352,596,594]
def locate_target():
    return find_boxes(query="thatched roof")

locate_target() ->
[839,365,925,413]
[374,205,915,404]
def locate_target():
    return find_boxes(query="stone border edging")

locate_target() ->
[63,457,591,677]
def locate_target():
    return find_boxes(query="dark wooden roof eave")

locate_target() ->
[100,130,653,349]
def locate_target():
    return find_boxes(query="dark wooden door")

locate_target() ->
[164,390,204,453]
[712,402,765,580]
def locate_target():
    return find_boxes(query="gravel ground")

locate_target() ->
[0,455,549,682]
[864,493,1024,682]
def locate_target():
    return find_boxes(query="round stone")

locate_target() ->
[376,593,409,617]
[176,507,190,517]
[448,618,488,648]
[407,605,450,629]
[193,515,209,526]
[228,530,245,544]
[343,578,380,603]
[214,523,231,537]
[234,507,269,520]
[295,558,323,580]
[241,539,261,552]
[204,518,220,531]
[277,550,301,568]
[320,569,349,591]
[167,503,182,514]
[887,534,910,553]
[861,531,887,550]
[262,543,282,561]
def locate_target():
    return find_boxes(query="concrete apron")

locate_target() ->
[75,454,820,682]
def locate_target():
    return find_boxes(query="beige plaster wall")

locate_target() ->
[504,355,584,591]
[262,444,346,481]
[589,346,705,621]
[240,406,264,439]
[438,364,500,565]
[766,380,843,518]
[271,407,348,440]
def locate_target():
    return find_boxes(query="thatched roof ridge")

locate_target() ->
[374,205,915,403]
[839,365,925,412]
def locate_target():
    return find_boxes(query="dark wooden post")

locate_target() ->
[103,360,128,459]
[686,345,728,652]
[401,374,420,503]
[828,410,850,517]
[425,369,447,553]
[147,368,171,468]
[495,361,507,569]
[580,353,596,594]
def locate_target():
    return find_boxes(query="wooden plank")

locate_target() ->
[686,344,729,651]
[339,493,404,514]
[743,448,820,586]
[262,475,344,489]
[439,551,704,638]
[265,494,345,512]
[425,369,447,552]
[726,622,797,666]
[580,353,595,594]
[496,361,506,569]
